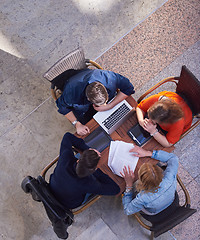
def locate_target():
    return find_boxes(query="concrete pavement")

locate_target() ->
[0,0,199,239]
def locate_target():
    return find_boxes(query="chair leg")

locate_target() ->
[150,231,154,240]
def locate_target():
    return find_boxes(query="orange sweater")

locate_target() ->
[137,91,192,144]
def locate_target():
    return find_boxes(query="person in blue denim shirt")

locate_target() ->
[56,69,135,136]
[121,146,179,218]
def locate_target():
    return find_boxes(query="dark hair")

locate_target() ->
[85,82,108,106]
[136,163,163,193]
[147,98,184,124]
[76,149,100,178]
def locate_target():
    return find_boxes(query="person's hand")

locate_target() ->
[120,166,135,187]
[143,118,157,134]
[138,118,147,128]
[93,103,112,112]
[76,122,90,136]
[129,145,152,158]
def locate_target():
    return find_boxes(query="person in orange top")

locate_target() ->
[136,91,192,147]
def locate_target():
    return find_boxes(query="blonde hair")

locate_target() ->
[136,163,163,193]
[85,82,108,106]
[147,98,184,124]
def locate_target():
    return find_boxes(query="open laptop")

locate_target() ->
[93,99,134,134]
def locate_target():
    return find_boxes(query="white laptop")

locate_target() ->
[93,99,134,134]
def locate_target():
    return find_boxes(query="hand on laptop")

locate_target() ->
[129,145,152,158]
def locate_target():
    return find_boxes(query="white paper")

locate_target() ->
[108,141,139,176]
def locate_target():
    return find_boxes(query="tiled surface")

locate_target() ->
[0,0,200,239]
[97,0,200,91]
[75,218,119,240]
[21,97,75,160]
[0,60,49,137]
[0,0,167,71]
[170,179,200,240]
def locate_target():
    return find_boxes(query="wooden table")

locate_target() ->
[76,96,175,194]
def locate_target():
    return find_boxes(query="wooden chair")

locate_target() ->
[133,66,199,238]
[43,47,103,100]
[21,155,101,239]
[40,155,101,215]
[137,65,200,141]
[133,174,196,239]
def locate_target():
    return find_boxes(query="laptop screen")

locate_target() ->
[84,126,112,152]
[93,100,133,134]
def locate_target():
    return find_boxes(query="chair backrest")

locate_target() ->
[43,47,87,81]
[150,206,197,238]
[21,176,74,239]
[133,172,197,239]
[176,65,200,115]
[141,191,196,238]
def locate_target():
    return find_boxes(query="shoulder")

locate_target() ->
[137,94,159,109]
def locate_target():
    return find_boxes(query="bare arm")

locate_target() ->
[152,132,173,147]
[93,91,129,112]
[65,111,90,136]
[129,145,152,158]
[143,120,173,147]
[136,107,172,147]
[136,107,146,127]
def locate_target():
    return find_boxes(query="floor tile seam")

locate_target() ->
[157,39,200,75]
[93,0,169,61]
[177,162,195,186]
[168,230,177,240]
[143,39,200,87]
[193,174,200,185]
[98,217,121,240]
[0,96,51,139]
[21,119,58,160]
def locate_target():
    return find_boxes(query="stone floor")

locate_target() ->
[0,0,199,240]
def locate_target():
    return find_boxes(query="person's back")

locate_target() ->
[49,132,120,209]
[56,69,135,136]
[121,147,179,216]
[135,165,177,215]
[136,91,192,147]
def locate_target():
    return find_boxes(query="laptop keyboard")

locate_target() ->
[102,103,130,130]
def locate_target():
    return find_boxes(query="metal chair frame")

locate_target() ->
[137,73,200,142]
[134,66,199,238]
[133,174,196,239]
[40,155,101,215]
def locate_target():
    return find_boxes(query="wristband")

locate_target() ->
[72,120,78,126]
[150,129,158,136]
[125,186,133,193]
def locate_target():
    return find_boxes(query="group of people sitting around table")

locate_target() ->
[49,68,192,220]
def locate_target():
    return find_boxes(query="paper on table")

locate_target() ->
[108,141,139,176]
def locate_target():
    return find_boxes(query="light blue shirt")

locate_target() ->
[122,150,179,215]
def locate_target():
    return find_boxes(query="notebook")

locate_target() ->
[127,123,152,146]
[108,141,139,176]
[93,99,134,134]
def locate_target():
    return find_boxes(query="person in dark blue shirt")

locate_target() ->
[49,132,120,209]
[56,69,135,135]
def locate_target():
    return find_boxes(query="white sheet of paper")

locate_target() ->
[108,141,139,176]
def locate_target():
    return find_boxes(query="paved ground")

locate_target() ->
[0,0,199,240]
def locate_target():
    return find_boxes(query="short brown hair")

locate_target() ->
[76,149,100,178]
[147,98,184,124]
[136,163,163,193]
[85,82,108,106]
